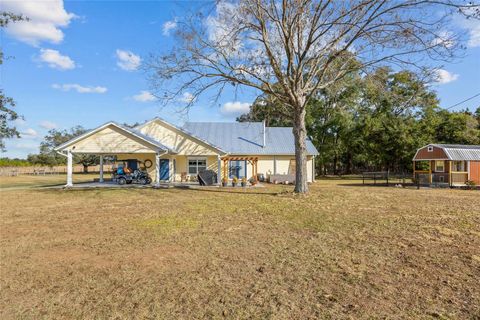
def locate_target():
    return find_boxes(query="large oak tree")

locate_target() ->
[147,0,478,193]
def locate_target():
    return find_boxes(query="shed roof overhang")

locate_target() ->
[413,144,480,161]
[54,122,177,154]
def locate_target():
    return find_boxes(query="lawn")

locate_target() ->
[0,173,98,190]
[1,178,479,319]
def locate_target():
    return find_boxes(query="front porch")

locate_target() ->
[413,159,469,187]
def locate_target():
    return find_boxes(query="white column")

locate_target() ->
[99,155,104,183]
[66,151,73,187]
[169,156,174,182]
[155,153,160,186]
[273,156,277,174]
[217,156,221,185]
[312,155,316,182]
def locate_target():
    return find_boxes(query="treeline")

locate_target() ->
[238,67,480,175]
[0,158,32,167]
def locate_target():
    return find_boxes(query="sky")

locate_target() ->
[1,0,480,159]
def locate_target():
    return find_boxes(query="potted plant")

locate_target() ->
[241,177,247,187]
[231,176,238,187]
[221,177,228,187]
[250,178,257,186]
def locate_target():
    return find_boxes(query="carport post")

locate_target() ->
[99,155,104,183]
[66,151,73,187]
[217,155,221,185]
[155,153,160,186]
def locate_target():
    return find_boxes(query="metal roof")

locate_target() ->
[431,144,480,161]
[183,122,319,155]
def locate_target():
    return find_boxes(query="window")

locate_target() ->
[453,160,467,172]
[188,158,207,174]
[435,160,444,172]
[427,146,434,152]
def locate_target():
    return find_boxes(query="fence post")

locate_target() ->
[374,174,376,185]
[386,170,389,186]
[362,173,365,185]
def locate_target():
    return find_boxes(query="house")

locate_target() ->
[412,144,480,186]
[55,117,319,187]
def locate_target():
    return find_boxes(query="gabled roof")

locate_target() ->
[135,117,227,154]
[55,122,176,153]
[183,122,319,155]
[414,144,480,161]
[432,144,480,161]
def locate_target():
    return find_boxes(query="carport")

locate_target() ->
[54,122,176,187]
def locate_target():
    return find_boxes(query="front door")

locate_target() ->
[160,159,169,180]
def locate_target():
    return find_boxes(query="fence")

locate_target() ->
[362,171,410,186]
[0,165,110,176]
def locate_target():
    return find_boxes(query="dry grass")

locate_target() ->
[0,174,97,190]
[1,179,479,319]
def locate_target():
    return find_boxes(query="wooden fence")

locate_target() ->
[0,165,111,176]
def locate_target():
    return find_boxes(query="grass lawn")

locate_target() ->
[0,173,99,190]
[1,178,479,319]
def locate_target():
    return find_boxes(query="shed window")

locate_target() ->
[427,146,433,152]
[188,158,207,174]
[452,160,467,172]
[435,160,444,172]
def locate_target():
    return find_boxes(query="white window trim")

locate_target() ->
[187,157,207,175]
[435,160,445,172]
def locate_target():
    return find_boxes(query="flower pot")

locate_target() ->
[231,182,237,187]
[241,182,246,187]
[222,182,228,187]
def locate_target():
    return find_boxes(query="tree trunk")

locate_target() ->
[292,105,309,193]
[83,164,88,173]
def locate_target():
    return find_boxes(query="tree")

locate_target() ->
[0,12,27,152]
[29,127,99,172]
[147,0,478,193]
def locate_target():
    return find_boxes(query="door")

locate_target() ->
[160,159,169,180]
[229,160,246,178]
[127,159,138,171]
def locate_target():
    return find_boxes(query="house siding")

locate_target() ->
[138,121,219,156]
[65,126,157,154]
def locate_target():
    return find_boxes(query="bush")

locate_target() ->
[465,180,477,190]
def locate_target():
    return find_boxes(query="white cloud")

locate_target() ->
[52,83,107,94]
[466,23,480,47]
[431,31,455,49]
[20,128,38,138]
[38,49,75,70]
[178,92,195,103]
[39,120,58,130]
[133,91,156,102]
[221,101,251,115]
[434,69,459,84]
[2,0,76,46]
[162,19,177,36]
[456,8,480,48]
[116,49,141,71]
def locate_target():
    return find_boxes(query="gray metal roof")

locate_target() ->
[183,122,319,155]
[431,144,480,161]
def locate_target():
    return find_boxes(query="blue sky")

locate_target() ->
[2,1,480,158]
